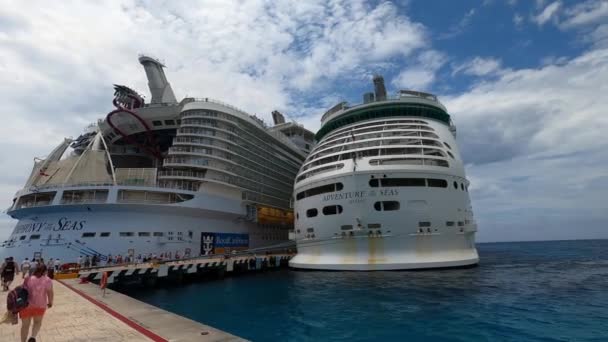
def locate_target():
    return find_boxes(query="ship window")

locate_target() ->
[153,120,162,126]
[30,235,40,240]
[341,225,353,231]
[306,228,314,233]
[119,232,134,237]
[368,223,381,228]
[153,232,163,237]
[138,232,150,237]
[82,232,96,238]
[427,179,448,188]
[164,120,176,125]
[461,183,465,191]
[306,208,318,217]
[19,235,26,240]
[444,142,452,149]
[296,183,343,200]
[322,205,343,215]
[374,201,400,211]
[418,222,431,227]
[370,178,425,187]
[100,232,110,237]
[446,221,455,227]
[447,151,455,159]
[458,221,465,226]
[382,178,425,187]
[453,181,458,189]
[176,119,181,125]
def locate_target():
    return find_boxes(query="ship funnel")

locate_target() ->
[372,74,387,101]
[138,55,177,104]
[272,110,286,125]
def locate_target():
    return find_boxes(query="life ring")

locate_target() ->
[100,271,108,289]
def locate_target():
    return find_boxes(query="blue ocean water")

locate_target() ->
[128,240,608,341]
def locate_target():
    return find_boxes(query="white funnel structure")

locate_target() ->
[138,55,177,104]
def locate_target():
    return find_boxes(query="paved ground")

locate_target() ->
[0,274,150,341]
[0,273,245,342]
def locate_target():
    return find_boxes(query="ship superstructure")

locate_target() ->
[2,56,313,261]
[289,76,478,270]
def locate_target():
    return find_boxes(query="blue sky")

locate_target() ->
[0,0,607,242]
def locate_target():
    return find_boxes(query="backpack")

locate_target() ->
[7,286,29,313]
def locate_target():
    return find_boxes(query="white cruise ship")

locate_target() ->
[289,76,478,270]
[1,56,313,262]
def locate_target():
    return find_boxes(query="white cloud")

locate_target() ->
[443,48,608,241]
[513,13,524,29]
[452,57,503,77]
[560,0,608,29]
[533,1,562,26]
[438,8,476,40]
[392,50,447,90]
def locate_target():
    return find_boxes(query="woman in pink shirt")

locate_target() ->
[20,264,54,342]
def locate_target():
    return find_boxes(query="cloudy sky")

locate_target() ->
[1,0,607,242]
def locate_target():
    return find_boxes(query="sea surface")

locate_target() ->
[128,240,608,341]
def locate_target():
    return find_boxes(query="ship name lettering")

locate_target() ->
[54,217,86,231]
[379,189,399,196]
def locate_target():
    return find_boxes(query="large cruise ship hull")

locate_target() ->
[289,172,478,271]
[2,187,287,262]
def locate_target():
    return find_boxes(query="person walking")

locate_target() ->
[20,264,53,342]
[21,258,31,280]
[1,257,19,291]
[84,256,91,268]
[45,259,55,280]
[53,259,60,272]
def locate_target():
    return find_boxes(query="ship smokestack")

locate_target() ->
[138,55,177,104]
[373,74,387,101]
[272,110,286,125]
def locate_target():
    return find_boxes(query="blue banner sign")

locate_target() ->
[201,232,249,255]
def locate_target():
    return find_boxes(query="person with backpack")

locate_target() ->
[1,257,19,291]
[20,264,53,342]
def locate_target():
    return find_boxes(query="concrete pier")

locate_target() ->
[0,278,246,341]
[77,254,292,289]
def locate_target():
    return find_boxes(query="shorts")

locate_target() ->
[19,307,46,319]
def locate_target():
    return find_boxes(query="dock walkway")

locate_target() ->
[0,276,245,341]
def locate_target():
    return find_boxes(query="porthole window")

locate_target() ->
[322,205,343,215]
[19,235,26,240]
[30,235,40,240]
[82,232,96,238]
[453,181,458,189]
[461,183,465,191]
[306,208,318,218]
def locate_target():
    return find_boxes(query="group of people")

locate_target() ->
[76,250,191,269]
[1,256,54,342]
